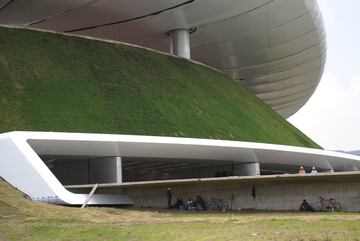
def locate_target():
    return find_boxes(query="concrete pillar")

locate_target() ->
[233,163,260,176]
[89,157,122,184]
[170,29,191,59]
[115,157,122,183]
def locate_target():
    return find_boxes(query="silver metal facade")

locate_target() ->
[0,0,326,117]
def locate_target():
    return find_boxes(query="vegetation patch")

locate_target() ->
[0,26,320,148]
[1,180,360,240]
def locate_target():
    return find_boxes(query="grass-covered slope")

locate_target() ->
[1,179,360,241]
[0,26,320,148]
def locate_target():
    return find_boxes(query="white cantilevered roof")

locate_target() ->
[1,131,359,205]
[0,0,326,118]
[23,132,360,171]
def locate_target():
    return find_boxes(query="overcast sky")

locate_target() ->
[289,0,360,151]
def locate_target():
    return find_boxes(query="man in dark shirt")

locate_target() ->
[300,199,314,211]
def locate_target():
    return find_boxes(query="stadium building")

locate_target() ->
[1,0,360,210]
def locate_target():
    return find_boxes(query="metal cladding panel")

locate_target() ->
[0,0,326,118]
[27,0,187,31]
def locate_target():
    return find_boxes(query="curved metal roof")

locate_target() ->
[0,0,326,118]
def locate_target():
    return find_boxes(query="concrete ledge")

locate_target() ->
[65,171,360,190]
[65,172,360,211]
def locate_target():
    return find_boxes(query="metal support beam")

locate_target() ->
[81,183,99,208]
[170,29,191,59]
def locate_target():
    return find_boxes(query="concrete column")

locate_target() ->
[115,156,122,183]
[233,163,260,176]
[89,157,122,184]
[170,29,191,59]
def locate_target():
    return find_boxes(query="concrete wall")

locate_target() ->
[124,164,232,181]
[52,160,89,185]
[233,163,260,176]
[89,157,122,184]
[51,157,122,185]
[123,163,261,182]
[123,179,360,211]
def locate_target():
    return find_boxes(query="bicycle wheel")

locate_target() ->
[312,201,322,211]
[334,202,341,211]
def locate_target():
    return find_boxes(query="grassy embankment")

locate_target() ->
[0,26,320,148]
[1,179,360,241]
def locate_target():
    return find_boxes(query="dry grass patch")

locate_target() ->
[1,180,360,240]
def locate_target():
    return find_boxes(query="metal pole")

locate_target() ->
[169,29,191,59]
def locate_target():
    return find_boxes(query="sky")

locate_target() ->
[289,0,360,151]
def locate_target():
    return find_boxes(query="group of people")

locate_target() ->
[172,196,207,211]
[167,188,207,211]
[298,166,318,175]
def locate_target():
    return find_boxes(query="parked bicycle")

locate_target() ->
[313,196,341,212]
[207,197,228,210]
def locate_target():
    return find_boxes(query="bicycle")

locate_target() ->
[313,196,341,212]
[207,197,228,210]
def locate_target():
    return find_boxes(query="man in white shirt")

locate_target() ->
[310,166,318,175]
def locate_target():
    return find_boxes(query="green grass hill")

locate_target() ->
[0,26,320,148]
[1,178,360,240]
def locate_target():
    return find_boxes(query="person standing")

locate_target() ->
[166,188,172,209]
[298,166,306,174]
[310,167,318,175]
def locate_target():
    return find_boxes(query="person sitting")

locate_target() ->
[172,197,184,210]
[185,198,195,211]
[299,199,314,211]
[298,166,306,174]
[195,195,206,211]
[310,167,318,175]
